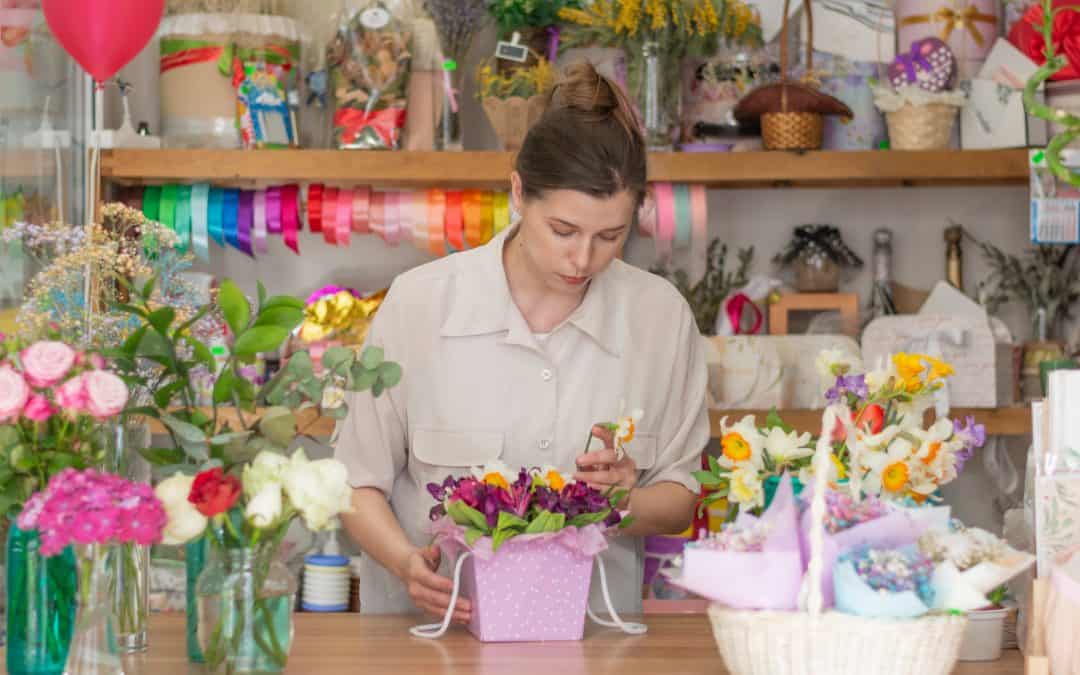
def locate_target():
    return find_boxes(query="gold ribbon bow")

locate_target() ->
[900,3,998,48]
[299,288,387,345]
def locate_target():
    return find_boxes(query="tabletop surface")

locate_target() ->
[111,613,1025,675]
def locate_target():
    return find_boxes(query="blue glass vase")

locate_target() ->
[6,522,77,675]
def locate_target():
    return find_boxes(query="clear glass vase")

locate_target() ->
[633,41,679,151]
[63,544,122,675]
[185,537,208,663]
[7,521,77,675]
[435,59,464,151]
[197,546,296,675]
[102,422,151,654]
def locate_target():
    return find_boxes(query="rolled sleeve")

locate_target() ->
[332,284,408,497]
[639,306,709,495]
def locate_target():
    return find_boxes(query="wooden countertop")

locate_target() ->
[114,614,1023,674]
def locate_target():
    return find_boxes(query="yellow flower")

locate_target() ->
[882,461,910,493]
[830,453,848,480]
[558,7,597,26]
[722,432,752,463]
[728,466,764,508]
[892,352,927,392]
[926,356,955,381]
[483,472,508,490]
[644,0,667,31]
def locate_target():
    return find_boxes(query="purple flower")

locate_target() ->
[953,416,986,473]
[305,285,359,306]
[826,374,869,404]
[426,476,458,503]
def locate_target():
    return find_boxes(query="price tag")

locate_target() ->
[360,7,390,30]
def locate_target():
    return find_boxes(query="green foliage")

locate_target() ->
[651,238,754,335]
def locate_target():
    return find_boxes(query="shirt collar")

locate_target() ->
[440,226,623,356]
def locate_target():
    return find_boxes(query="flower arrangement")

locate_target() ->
[557,0,727,52]
[0,337,129,516]
[4,203,199,350]
[834,545,937,619]
[476,56,555,100]
[426,462,630,551]
[695,350,987,520]
[488,0,582,37]
[18,468,166,557]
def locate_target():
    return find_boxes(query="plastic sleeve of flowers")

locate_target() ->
[428,516,608,561]
[409,551,473,639]
[800,405,841,616]
[833,560,930,619]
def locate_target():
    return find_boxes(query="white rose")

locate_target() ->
[155,472,208,546]
[243,451,289,498]
[245,484,283,528]
[282,449,353,531]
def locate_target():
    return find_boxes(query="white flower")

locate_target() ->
[855,423,903,452]
[762,427,813,468]
[907,419,961,494]
[861,437,915,497]
[728,466,764,509]
[895,394,936,429]
[530,464,571,490]
[242,451,289,498]
[815,349,862,388]
[321,385,346,410]
[155,472,208,546]
[718,415,765,469]
[245,484,284,528]
[864,359,898,394]
[282,449,353,531]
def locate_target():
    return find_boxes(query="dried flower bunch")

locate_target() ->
[424,0,488,61]
[977,241,1080,341]
[476,56,555,100]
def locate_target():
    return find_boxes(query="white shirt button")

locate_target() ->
[539,439,551,450]
[541,368,553,381]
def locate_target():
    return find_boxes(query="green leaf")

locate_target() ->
[692,470,724,488]
[148,307,176,335]
[185,337,216,372]
[492,526,520,552]
[0,426,19,451]
[137,329,172,361]
[447,500,489,532]
[218,280,251,337]
[209,431,253,446]
[258,407,297,447]
[257,281,267,311]
[350,365,378,391]
[114,303,149,320]
[361,346,384,369]
[568,510,610,528]
[9,445,35,472]
[173,304,211,340]
[234,378,256,409]
[617,515,636,530]
[464,527,485,547]
[154,380,187,409]
[298,377,324,403]
[161,413,207,443]
[377,361,402,388]
[322,405,348,420]
[121,326,147,358]
[707,454,722,475]
[213,369,238,405]
[254,306,304,333]
[263,295,304,311]
[372,380,385,398]
[285,351,313,379]
[141,274,159,300]
[233,326,290,359]
[766,408,793,433]
[138,447,186,466]
[524,510,565,534]
[321,346,355,375]
[496,511,528,531]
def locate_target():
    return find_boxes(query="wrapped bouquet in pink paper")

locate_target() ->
[666,473,803,610]
[413,462,643,643]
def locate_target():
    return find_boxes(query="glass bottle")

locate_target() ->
[435,58,464,151]
[944,225,963,290]
[63,544,121,675]
[866,228,897,322]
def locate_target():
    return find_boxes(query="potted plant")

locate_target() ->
[957,585,1013,662]
[486,0,582,71]
[476,56,555,151]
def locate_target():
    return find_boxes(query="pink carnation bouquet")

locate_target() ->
[0,336,129,516]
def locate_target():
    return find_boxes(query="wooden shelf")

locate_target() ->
[99,148,1030,189]
[1,149,64,178]
[148,405,1032,440]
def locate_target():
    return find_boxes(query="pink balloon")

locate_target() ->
[42,0,164,83]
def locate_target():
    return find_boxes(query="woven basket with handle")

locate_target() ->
[708,405,967,675]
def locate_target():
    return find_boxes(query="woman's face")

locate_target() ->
[510,171,636,296]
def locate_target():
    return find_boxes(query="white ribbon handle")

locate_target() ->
[408,550,647,639]
[409,551,473,639]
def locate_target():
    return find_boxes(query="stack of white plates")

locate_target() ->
[301,554,350,612]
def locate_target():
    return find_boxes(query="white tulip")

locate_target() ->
[245,484,284,528]
[243,451,289,498]
[155,472,208,546]
[282,449,353,531]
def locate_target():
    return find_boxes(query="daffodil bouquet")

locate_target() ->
[696,350,987,521]
[426,462,631,552]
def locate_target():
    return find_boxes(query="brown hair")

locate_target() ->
[515,61,647,208]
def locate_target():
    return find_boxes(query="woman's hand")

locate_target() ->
[574,424,638,503]
[397,544,471,624]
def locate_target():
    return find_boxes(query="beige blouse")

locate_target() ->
[333,226,709,615]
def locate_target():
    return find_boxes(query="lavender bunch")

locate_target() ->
[424,0,488,61]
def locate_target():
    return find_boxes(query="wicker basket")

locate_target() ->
[762,112,824,151]
[885,103,959,150]
[707,406,968,675]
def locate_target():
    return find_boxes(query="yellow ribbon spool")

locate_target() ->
[899,4,997,48]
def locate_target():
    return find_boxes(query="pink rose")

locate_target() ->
[23,394,55,422]
[73,352,106,370]
[0,365,29,423]
[21,341,76,388]
[55,374,89,414]
[84,370,128,420]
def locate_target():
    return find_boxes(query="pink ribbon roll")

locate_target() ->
[253,189,268,255]
[653,182,675,261]
[337,188,354,247]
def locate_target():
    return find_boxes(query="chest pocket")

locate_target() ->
[411,428,504,486]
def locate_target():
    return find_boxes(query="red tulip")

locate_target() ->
[856,404,886,435]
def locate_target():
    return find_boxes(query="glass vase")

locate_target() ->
[197,546,296,675]
[185,537,208,663]
[7,521,77,675]
[63,544,121,675]
[435,58,464,151]
[633,41,679,151]
[102,422,151,654]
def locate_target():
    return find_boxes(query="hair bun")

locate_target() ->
[547,61,641,141]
